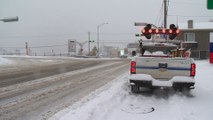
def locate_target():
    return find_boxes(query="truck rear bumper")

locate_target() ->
[129,74,195,88]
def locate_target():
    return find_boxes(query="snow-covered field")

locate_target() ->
[51,60,213,120]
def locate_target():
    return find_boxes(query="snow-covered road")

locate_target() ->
[0,56,124,88]
[0,56,129,120]
[51,60,213,120]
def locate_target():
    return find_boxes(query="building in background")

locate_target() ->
[127,43,139,56]
[100,45,119,58]
[177,20,213,59]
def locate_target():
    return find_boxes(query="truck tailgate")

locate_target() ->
[134,57,193,80]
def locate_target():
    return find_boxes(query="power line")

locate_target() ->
[0,34,73,39]
[0,44,68,49]
[98,33,135,35]
[0,46,24,49]
[30,44,68,48]
[0,32,137,39]
[171,1,205,6]
[168,15,213,18]
[155,1,164,27]
[102,41,133,44]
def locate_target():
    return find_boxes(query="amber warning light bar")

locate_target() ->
[142,28,180,34]
[141,24,180,40]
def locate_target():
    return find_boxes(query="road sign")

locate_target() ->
[134,22,147,26]
[134,22,158,28]
[68,40,76,52]
[207,0,213,9]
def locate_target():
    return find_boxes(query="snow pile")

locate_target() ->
[144,51,167,56]
[144,51,152,55]
[152,51,166,56]
[195,61,213,91]
[50,73,130,120]
[143,42,177,47]
[0,56,13,65]
[50,60,213,120]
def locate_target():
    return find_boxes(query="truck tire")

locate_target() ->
[131,85,140,93]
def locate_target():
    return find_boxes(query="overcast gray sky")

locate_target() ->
[0,0,212,54]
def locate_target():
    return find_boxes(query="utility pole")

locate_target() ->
[25,42,29,55]
[97,23,108,57]
[88,32,91,56]
[164,0,168,40]
[164,0,168,29]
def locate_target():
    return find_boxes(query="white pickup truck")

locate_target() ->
[129,42,196,93]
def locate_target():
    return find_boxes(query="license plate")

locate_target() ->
[159,63,168,69]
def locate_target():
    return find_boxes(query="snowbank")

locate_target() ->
[50,60,213,120]
[0,56,13,65]
[152,51,166,56]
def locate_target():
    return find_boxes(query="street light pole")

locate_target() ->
[88,32,91,55]
[97,22,108,57]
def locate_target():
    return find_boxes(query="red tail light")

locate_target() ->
[191,63,196,76]
[131,61,136,74]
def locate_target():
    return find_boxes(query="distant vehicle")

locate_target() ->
[129,41,196,93]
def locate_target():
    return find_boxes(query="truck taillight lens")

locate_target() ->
[191,63,196,76]
[131,61,136,74]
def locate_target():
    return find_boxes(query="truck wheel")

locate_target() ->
[131,85,140,93]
